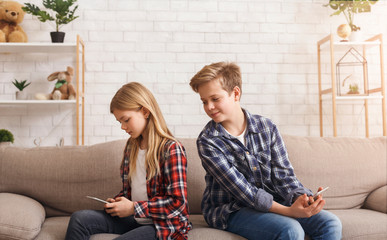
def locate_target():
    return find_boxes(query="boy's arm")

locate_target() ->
[270,193,325,218]
[269,125,313,204]
[198,138,273,212]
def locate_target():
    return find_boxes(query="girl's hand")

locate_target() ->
[289,193,325,218]
[104,197,135,218]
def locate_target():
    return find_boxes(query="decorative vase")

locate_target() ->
[16,90,27,100]
[349,31,363,42]
[50,32,65,43]
[337,24,351,42]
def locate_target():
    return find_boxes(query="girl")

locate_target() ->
[65,82,191,240]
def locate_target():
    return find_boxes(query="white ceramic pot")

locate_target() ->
[349,31,363,42]
[16,90,27,100]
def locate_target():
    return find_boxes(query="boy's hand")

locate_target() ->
[104,197,135,218]
[289,193,325,218]
[308,187,325,206]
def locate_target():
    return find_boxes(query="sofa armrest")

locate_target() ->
[363,185,387,213]
[0,193,46,240]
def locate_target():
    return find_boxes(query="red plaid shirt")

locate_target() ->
[115,139,191,240]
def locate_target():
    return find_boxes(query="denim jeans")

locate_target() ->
[226,208,342,240]
[65,210,156,240]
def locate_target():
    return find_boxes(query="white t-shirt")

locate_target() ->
[225,126,247,146]
[130,149,153,225]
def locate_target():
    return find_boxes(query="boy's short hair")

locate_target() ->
[189,62,242,96]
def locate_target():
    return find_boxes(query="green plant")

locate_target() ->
[22,0,79,32]
[12,79,31,91]
[348,84,360,94]
[0,129,14,143]
[324,0,379,31]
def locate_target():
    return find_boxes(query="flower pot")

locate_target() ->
[50,32,66,43]
[16,90,27,100]
[349,31,363,42]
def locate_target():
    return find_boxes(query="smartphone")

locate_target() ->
[86,196,109,204]
[313,187,329,200]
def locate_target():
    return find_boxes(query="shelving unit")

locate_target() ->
[317,34,386,137]
[0,35,85,145]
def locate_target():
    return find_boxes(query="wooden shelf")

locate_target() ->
[0,36,85,145]
[0,100,76,104]
[317,34,386,137]
[321,95,384,101]
[0,42,81,53]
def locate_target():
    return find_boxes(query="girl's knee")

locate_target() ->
[69,210,95,225]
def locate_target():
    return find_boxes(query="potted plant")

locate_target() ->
[0,129,14,147]
[12,79,31,100]
[22,0,79,43]
[324,0,379,41]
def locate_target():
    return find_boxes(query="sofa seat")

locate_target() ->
[330,209,387,240]
[34,210,387,240]
[34,214,245,240]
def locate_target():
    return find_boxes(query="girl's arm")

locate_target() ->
[134,141,189,220]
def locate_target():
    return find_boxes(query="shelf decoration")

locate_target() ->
[12,79,31,100]
[0,129,14,147]
[336,47,368,96]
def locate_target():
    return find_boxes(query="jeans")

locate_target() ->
[65,210,156,240]
[226,208,342,240]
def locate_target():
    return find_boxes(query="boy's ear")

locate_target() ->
[233,86,241,101]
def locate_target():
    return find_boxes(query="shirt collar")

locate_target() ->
[206,108,260,138]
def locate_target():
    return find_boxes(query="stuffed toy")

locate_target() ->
[0,1,28,42]
[35,66,76,100]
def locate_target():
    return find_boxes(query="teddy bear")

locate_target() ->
[0,0,28,42]
[35,66,76,100]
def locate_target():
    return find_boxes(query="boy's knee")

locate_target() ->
[279,221,304,240]
[326,214,342,236]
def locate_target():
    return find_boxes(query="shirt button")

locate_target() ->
[246,151,250,155]
[253,167,257,171]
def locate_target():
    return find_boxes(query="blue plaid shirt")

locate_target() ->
[197,109,312,230]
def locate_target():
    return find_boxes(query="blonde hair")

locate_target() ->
[189,62,242,96]
[110,82,175,181]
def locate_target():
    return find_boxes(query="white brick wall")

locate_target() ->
[1,0,386,147]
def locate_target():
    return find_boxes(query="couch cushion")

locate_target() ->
[0,193,45,240]
[330,209,387,240]
[189,214,246,240]
[283,135,387,210]
[364,185,387,213]
[35,217,69,240]
[179,138,206,214]
[0,140,126,217]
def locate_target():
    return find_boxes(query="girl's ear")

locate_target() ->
[233,86,241,101]
[141,107,150,119]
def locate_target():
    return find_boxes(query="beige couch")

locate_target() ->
[0,136,386,240]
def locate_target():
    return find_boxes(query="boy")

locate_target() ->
[189,62,342,239]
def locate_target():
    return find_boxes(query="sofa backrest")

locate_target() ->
[0,138,205,216]
[1,136,385,216]
[180,138,206,214]
[0,140,126,217]
[283,135,387,210]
